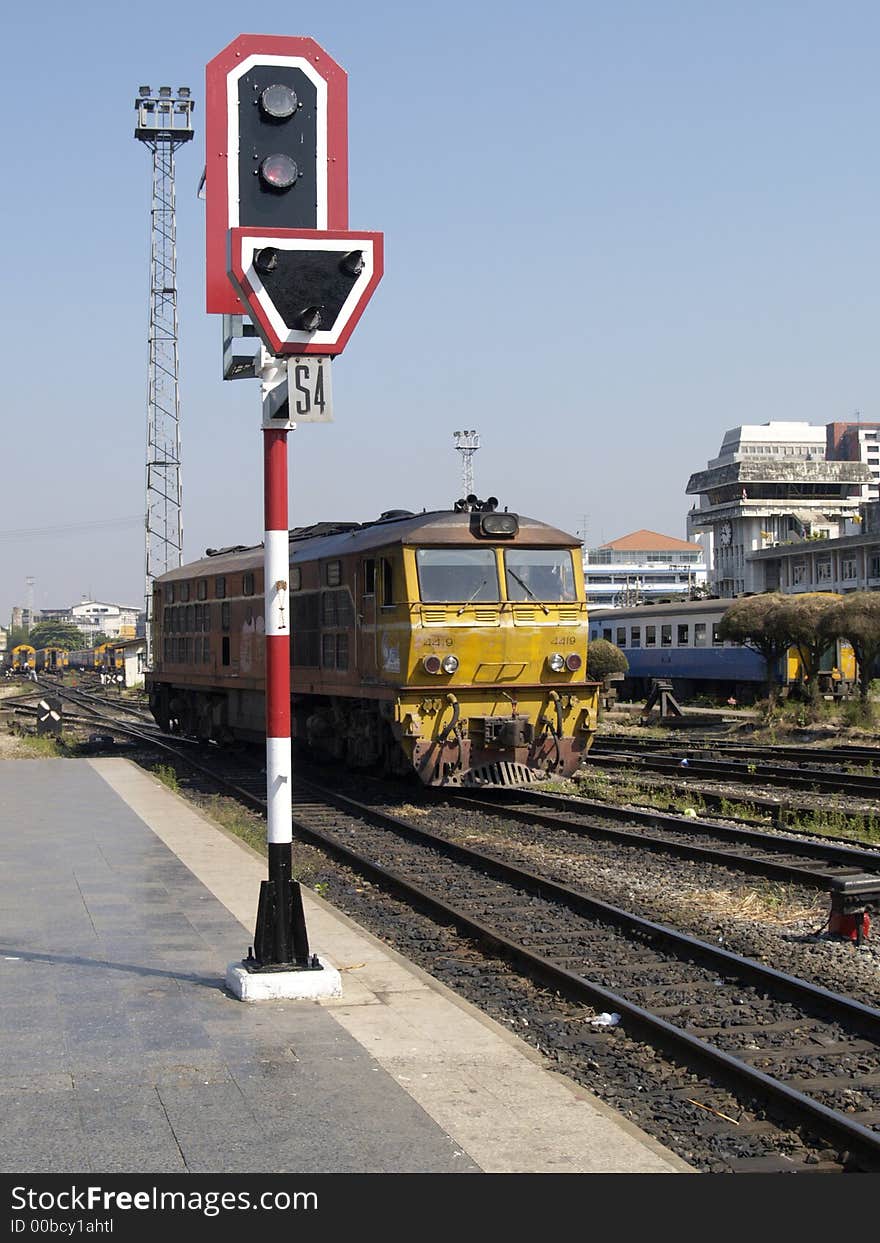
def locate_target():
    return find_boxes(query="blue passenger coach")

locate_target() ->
[589,599,766,700]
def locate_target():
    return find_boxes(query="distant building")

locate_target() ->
[750,500,880,594]
[686,421,870,597]
[827,421,880,504]
[70,600,141,642]
[583,530,707,606]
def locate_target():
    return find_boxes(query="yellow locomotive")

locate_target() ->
[147,501,600,785]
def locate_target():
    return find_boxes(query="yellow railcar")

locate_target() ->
[10,645,36,672]
[35,647,69,673]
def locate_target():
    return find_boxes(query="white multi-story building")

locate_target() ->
[686,421,871,597]
[827,421,880,504]
[583,530,707,606]
[70,600,141,641]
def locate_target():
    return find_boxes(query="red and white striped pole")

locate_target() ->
[252,422,314,968]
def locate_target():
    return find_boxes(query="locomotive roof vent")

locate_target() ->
[205,544,252,556]
[377,509,415,522]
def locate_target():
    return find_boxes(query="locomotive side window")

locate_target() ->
[221,603,230,631]
[505,550,575,602]
[416,549,498,603]
[221,636,230,667]
[243,573,255,596]
[325,560,342,587]
[215,576,226,598]
[291,566,302,591]
[380,558,395,607]
[179,582,190,603]
[363,559,376,595]
[197,580,207,600]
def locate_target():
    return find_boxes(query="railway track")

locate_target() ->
[589,749,880,800]
[453,787,880,891]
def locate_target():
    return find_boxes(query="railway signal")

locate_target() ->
[205,34,349,315]
[208,33,383,1001]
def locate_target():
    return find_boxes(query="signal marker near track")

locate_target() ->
[205,34,383,1000]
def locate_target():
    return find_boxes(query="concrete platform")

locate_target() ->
[0,757,691,1174]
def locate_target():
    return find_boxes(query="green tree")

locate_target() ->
[27,622,88,650]
[716,593,790,705]
[587,638,629,681]
[774,593,840,703]
[821,592,880,704]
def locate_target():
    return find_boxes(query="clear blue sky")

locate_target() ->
[2,1,879,621]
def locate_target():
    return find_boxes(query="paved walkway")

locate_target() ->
[0,758,690,1174]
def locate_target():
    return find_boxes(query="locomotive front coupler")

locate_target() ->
[826,874,880,945]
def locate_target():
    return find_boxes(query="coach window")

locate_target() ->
[215,576,226,599]
[602,628,612,642]
[243,572,255,596]
[645,625,656,648]
[712,624,723,646]
[694,622,707,647]
[291,566,302,591]
[630,626,641,648]
[616,627,626,647]
[677,624,689,645]
[325,560,342,587]
[661,625,672,647]
[197,580,207,600]
[363,559,376,595]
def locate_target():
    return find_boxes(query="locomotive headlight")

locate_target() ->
[547,652,566,672]
[565,653,582,672]
[423,655,442,674]
[441,654,459,674]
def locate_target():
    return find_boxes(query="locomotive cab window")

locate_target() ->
[363,559,376,595]
[416,548,499,603]
[505,550,576,602]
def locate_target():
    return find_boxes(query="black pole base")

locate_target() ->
[246,868,323,973]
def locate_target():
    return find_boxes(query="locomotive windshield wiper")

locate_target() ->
[507,571,550,614]
[456,580,488,615]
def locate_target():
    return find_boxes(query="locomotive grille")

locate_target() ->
[459,762,542,788]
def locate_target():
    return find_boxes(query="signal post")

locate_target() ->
[206,34,383,1000]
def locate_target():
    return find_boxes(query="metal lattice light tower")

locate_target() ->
[135,85,194,663]
[453,429,480,499]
